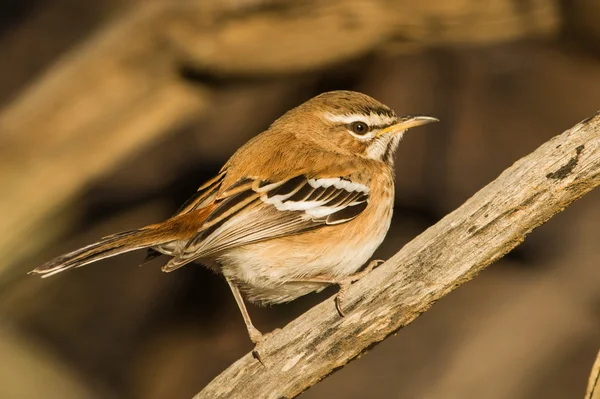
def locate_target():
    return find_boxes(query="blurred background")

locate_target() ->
[0,0,599,398]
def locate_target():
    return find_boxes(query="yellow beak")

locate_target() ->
[377,116,439,137]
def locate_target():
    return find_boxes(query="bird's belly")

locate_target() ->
[217,197,394,305]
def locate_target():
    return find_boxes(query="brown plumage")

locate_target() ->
[31,90,437,346]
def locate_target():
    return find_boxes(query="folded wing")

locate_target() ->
[162,174,369,271]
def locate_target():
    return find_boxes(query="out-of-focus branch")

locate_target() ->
[196,113,600,398]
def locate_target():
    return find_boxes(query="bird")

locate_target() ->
[30,90,437,348]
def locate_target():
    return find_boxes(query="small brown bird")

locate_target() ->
[31,91,437,347]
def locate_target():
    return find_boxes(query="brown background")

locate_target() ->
[0,1,599,398]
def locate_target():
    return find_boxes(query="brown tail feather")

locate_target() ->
[30,228,169,277]
[30,206,216,277]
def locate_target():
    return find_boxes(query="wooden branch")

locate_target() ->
[0,7,209,278]
[196,113,600,398]
[586,350,600,399]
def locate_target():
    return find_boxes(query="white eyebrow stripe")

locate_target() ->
[323,112,397,127]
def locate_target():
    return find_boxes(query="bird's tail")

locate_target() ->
[29,228,164,277]
[29,208,210,277]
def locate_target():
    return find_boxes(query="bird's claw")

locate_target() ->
[335,259,385,317]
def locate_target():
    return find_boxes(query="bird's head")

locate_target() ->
[273,90,437,165]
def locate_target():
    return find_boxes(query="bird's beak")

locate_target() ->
[376,116,439,137]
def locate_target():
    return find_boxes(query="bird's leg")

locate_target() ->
[292,259,385,317]
[226,278,285,365]
[334,259,384,316]
[225,277,264,344]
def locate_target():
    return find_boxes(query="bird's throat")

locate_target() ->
[366,133,403,166]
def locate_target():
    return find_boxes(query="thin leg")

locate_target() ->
[334,259,384,316]
[225,277,263,344]
[292,259,385,317]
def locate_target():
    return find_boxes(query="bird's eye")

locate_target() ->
[350,121,369,135]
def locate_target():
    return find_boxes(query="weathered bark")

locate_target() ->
[196,112,600,398]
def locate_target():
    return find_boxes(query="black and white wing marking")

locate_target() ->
[258,176,369,224]
[161,175,370,271]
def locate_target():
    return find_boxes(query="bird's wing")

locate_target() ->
[161,173,370,272]
[118,170,227,263]
[102,171,226,244]
[173,170,227,216]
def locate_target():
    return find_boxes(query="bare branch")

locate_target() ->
[196,112,600,398]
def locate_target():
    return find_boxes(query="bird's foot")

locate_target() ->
[250,327,281,366]
[335,259,385,317]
